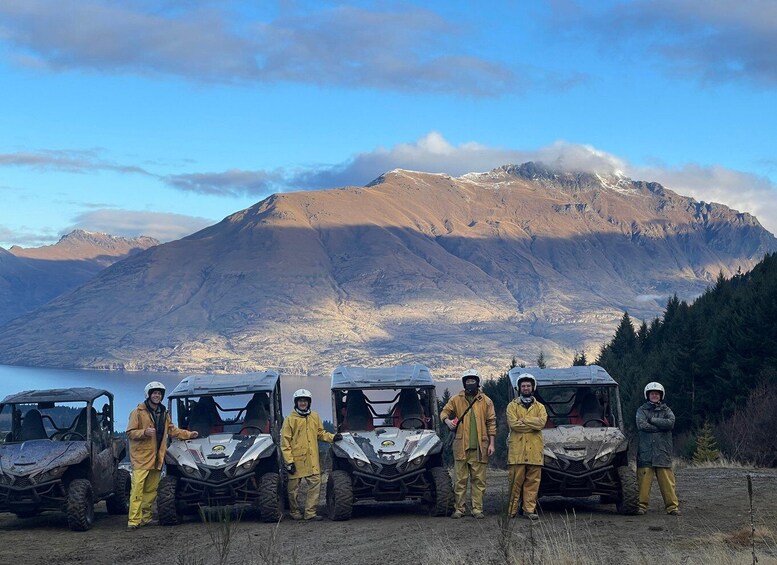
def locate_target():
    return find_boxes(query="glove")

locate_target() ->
[332,433,343,442]
[285,462,296,475]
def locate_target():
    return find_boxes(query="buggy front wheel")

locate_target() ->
[326,470,353,521]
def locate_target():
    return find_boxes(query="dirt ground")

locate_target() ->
[1,466,776,565]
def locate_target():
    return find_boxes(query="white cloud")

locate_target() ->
[0,1,518,95]
[164,169,285,197]
[0,149,153,176]
[562,0,777,88]
[635,294,665,303]
[71,209,213,242]
[0,225,59,249]
[629,163,777,234]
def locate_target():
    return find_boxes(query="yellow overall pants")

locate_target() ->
[638,466,679,513]
[128,469,161,527]
[287,474,322,519]
[453,448,487,515]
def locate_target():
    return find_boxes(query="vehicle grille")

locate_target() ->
[207,469,229,483]
[13,476,33,487]
[565,461,588,474]
[381,464,399,477]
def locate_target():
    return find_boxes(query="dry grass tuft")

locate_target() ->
[681,455,754,470]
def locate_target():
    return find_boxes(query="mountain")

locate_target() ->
[0,230,159,325]
[0,163,774,376]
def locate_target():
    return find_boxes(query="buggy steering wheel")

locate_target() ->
[583,419,607,428]
[399,417,425,430]
[60,431,86,440]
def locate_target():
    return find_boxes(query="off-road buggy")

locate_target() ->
[326,364,453,521]
[157,372,285,524]
[508,365,638,514]
[0,387,130,530]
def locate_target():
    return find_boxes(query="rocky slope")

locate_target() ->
[0,230,158,325]
[0,164,773,377]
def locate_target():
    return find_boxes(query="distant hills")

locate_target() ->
[0,163,774,377]
[0,230,158,325]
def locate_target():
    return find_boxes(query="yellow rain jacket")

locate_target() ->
[440,391,497,463]
[126,402,195,470]
[506,399,547,466]
[281,411,335,478]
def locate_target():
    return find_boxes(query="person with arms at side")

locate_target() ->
[126,381,198,531]
[281,389,342,521]
[636,382,680,516]
[440,369,497,519]
[506,373,547,520]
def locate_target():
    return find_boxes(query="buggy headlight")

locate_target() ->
[595,452,613,465]
[408,455,426,467]
[354,459,367,468]
[181,464,200,477]
[238,459,257,472]
[38,466,66,482]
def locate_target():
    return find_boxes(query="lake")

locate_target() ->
[0,365,461,429]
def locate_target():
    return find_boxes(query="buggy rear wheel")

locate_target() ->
[106,469,131,515]
[326,470,353,521]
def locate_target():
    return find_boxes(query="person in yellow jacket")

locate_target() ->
[440,369,496,519]
[281,389,342,521]
[126,381,198,530]
[506,373,547,520]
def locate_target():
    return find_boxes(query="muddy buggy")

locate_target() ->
[508,365,638,514]
[326,364,453,521]
[157,372,285,524]
[0,387,130,530]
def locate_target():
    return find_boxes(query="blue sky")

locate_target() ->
[1,0,776,249]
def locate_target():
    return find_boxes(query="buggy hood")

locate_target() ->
[334,428,441,467]
[0,440,89,475]
[542,426,627,463]
[166,433,275,471]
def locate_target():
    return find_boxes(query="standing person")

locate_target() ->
[506,373,547,520]
[126,381,198,531]
[636,382,680,516]
[281,388,342,521]
[440,369,497,519]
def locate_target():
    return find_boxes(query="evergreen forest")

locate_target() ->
[596,252,777,465]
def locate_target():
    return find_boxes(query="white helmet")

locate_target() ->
[461,368,480,385]
[293,388,312,415]
[144,381,166,399]
[515,373,537,392]
[644,382,665,400]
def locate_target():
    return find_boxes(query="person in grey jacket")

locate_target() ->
[636,382,680,515]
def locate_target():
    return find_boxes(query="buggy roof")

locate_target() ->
[168,372,280,398]
[331,364,434,390]
[0,387,112,404]
[508,365,617,388]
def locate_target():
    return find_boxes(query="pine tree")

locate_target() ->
[536,351,546,369]
[692,420,720,464]
[572,350,588,366]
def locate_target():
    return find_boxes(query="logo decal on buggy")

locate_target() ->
[212,445,226,452]
[381,440,395,447]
